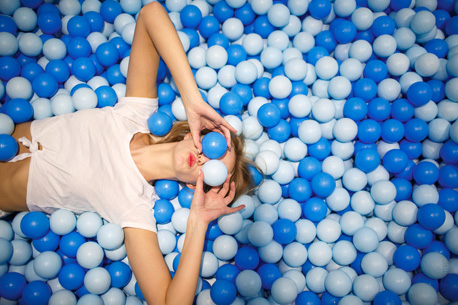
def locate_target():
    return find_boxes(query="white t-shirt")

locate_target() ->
[26,96,160,232]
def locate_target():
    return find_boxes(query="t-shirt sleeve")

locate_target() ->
[113,96,159,132]
[120,203,157,233]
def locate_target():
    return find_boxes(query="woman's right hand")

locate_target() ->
[190,171,244,225]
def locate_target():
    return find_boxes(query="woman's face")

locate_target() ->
[174,133,236,186]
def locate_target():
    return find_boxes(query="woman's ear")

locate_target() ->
[184,132,192,140]
[186,182,196,189]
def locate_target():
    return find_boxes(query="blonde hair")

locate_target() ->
[149,121,257,203]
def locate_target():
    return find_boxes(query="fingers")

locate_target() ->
[191,129,202,153]
[224,182,236,206]
[195,170,205,193]
[218,174,231,195]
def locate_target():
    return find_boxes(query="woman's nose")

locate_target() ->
[197,153,210,165]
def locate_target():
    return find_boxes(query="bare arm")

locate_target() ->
[124,173,243,305]
[126,2,236,151]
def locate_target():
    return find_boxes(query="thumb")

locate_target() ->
[191,129,202,153]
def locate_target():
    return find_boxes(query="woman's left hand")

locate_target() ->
[185,99,237,153]
[190,172,244,225]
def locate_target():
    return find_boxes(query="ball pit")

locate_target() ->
[1,0,458,304]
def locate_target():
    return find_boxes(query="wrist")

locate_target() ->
[187,210,209,233]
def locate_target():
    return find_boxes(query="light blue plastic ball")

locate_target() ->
[247,221,273,247]
[271,277,298,304]
[84,267,112,295]
[353,227,379,253]
[324,270,352,297]
[76,211,103,238]
[76,241,104,269]
[235,270,262,298]
[283,242,307,268]
[33,251,62,279]
[49,209,76,235]
[202,159,228,186]
[97,223,124,251]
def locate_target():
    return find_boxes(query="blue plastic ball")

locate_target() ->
[257,263,281,290]
[413,161,439,185]
[373,290,402,305]
[0,57,21,81]
[367,98,390,121]
[95,42,119,67]
[315,30,337,53]
[180,5,202,28]
[202,132,227,160]
[100,0,122,23]
[417,203,446,231]
[220,92,243,115]
[254,15,274,38]
[155,179,179,200]
[216,264,240,284]
[439,274,458,302]
[267,119,291,143]
[37,12,61,35]
[302,197,327,222]
[357,119,381,143]
[0,15,18,35]
[353,78,377,101]
[67,15,91,38]
[343,97,367,121]
[332,20,357,44]
[308,0,332,19]
[235,3,256,25]
[381,119,405,143]
[178,186,194,208]
[296,291,321,305]
[391,178,412,201]
[407,82,432,107]
[67,37,91,59]
[213,1,234,23]
[382,149,409,174]
[355,148,381,173]
[227,44,247,66]
[210,280,237,305]
[307,137,331,160]
[405,118,428,142]
[0,134,18,161]
[288,178,312,202]
[438,165,458,188]
[198,15,220,39]
[71,57,96,82]
[153,199,175,224]
[364,60,388,83]
[158,83,176,105]
[257,103,281,128]
[20,211,49,239]
[45,59,70,83]
[371,16,395,36]
[405,223,433,249]
[393,244,421,272]
[22,62,44,82]
[31,73,58,98]
[234,247,259,270]
[83,11,104,32]
[58,263,85,290]
[95,86,117,108]
[253,77,271,99]
[400,140,422,160]
[272,219,297,245]
[307,46,329,66]
[311,172,336,198]
[438,188,458,213]
[0,272,27,300]
[107,261,132,289]
[32,230,60,252]
[59,231,86,258]
[230,83,251,105]
[391,98,414,122]
[147,111,173,136]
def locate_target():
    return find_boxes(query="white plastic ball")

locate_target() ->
[258,240,283,263]
[353,227,379,253]
[352,274,379,302]
[18,33,42,57]
[410,10,436,35]
[76,211,103,238]
[316,219,341,243]
[171,207,189,233]
[295,220,317,245]
[298,119,321,144]
[288,94,311,118]
[271,277,298,304]
[5,77,32,100]
[267,3,290,28]
[206,45,228,69]
[236,270,262,298]
[49,209,76,235]
[218,212,243,235]
[333,118,357,142]
[33,251,62,279]
[283,137,307,162]
[360,252,388,278]
[339,295,363,305]
[59,0,81,16]
[48,289,77,305]
[188,47,207,69]
[324,270,352,298]
[195,66,217,90]
[200,251,218,278]
[96,223,124,251]
[0,32,18,56]
[218,65,236,88]
[421,252,449,279]
[77,241,104,269]
[84,267,111,295]
[315,56,338,80]
[340,58,363,81]
[235,61,258,85]
[212,234,238,261]
[260,47,283,70]
[283,242,307,268]
[407,283,438,305]
[268,75,292,99]
[272,160,295,185]
[307,241,332,267]
[394,27,417,51]
[242,33,264,56]
[382,268,411,295]
[415,52,440,77]
[445,77,458,102]
[267,30,289,51]
[305,267,327,293]
[312,98,335,123]
[332,240,357,265]
[72,87,98,110]
[373,35,397,58]
[284,58,307,81]
[326,187,350,212]
[257,179,282,205]
[351,7,373,30]
[328,76,352,100]
[349,40,373,62]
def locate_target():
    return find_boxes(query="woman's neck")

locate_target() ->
[130,133,177,182]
